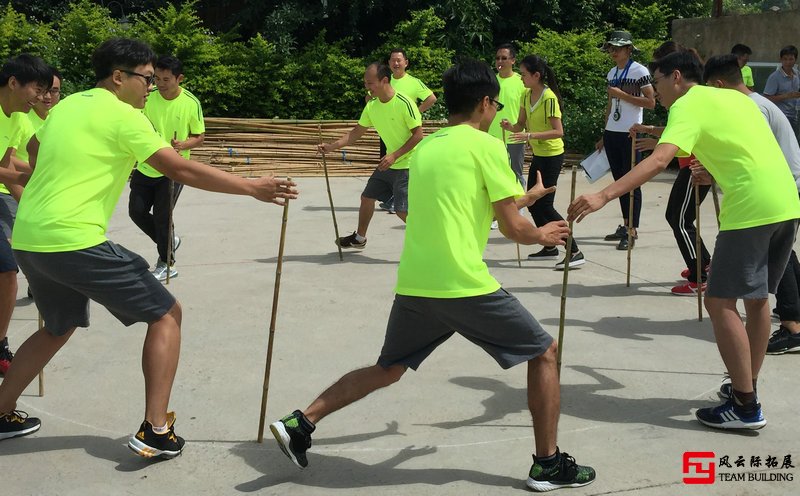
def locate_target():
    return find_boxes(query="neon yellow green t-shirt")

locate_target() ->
[0,110,28,195]
[524,87,564,157]
[12,88,170,252]
[138,88,205,178]
[357,92,422,170]
[741,65,754,88]
[659,85,800,231]
[396,124,524,298]
[390,73,433,105]
[489,72,526,143]
[13,111,45,163]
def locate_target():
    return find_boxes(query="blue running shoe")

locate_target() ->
[696,400,766,430]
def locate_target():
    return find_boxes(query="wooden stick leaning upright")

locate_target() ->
[502,128,522,267]
[165,131,177,285]
[557,165,579,374]
[626,135,636,287]
[694,181,703,321]
[257,188,291,443]
[319,124,343,261]
[38,313,44,397]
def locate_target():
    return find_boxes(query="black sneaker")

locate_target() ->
[127,412,185,459]
[604,225,627,241]
[616,235,635,251]
[0,338,12,376]
[766,325,800,355]
[0,410,41,440]
[270,410,315,469]
[554,251,585,270]
[336,232,366,249]
[528,247,559,260]
[526,450,596,492]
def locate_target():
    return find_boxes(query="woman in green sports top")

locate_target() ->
[501,55,583,269]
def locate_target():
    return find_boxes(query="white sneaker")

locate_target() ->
[173,234,181,253]
[490,220,499,230]
[153,261,178,281]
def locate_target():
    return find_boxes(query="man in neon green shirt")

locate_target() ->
[0,54,52,379]
[569,51,800,431]
[731,44,754,90]
[0,38,297,456]
[319,62,422,249]
[129,55,205,281]
[388,48,437,114]
[489,43,526,187]
[271,59,596,491]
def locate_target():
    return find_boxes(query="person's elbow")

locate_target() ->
[643,97,657,110]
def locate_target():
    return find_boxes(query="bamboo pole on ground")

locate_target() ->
[257,191,291,443]
[626,136,636,287]
[320,124,344,261]
[557,165,579,374]
[38,313,44,397]
[694,181,703,322]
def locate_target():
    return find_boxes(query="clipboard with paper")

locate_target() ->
[580,148,611,184]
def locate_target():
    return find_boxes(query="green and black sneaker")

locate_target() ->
[270,410,315,469]
[526,449,596,492]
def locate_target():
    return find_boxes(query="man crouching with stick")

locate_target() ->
[0,38,297,458]
[270,59,595,492]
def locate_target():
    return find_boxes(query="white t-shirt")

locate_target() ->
[604,61,652,132]
[749,92,800,191]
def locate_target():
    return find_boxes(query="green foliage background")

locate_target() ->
[0,0,738,152]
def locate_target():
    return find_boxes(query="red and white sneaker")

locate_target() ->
[671,281,706,295]
[680,264,710,280]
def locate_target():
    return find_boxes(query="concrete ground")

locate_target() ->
[2,170,798,495]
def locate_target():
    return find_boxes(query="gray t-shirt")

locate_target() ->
[749,92,800,192]
[762,67,799,123]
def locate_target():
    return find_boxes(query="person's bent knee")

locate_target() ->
[153,301,182,328]
[533,340,558,364]
[380,364,407,385]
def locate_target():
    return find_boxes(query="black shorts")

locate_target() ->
[14,241,176,336]
[362,168,409,212]
[378,288,553,370]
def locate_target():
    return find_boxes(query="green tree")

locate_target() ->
[0,3,54,61]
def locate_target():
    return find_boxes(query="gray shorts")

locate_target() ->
[14,241,176,336]
[362,168,409,213]
[377,288,553,370]
[0,192,16,239]
[707,219,799,299]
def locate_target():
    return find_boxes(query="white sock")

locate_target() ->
[152,421,169,435]
[354,233,366,242]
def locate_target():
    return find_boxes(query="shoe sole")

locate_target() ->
[554,259,586,271]
[270,421,306,469]
[0,422,41,440]
[695,414,766,430]
[766,344,800,355]
[528,254,559,260]
[127,436,183,459]
[336,243,366,250]
[155,272,179,282]
[526,477,595,492]
[671,289,704,296]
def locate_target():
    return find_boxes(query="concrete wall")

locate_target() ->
[672,10,800,62]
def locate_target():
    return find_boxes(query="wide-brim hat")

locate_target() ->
[602,30,638,52]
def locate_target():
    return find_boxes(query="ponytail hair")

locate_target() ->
[520,55,562,111]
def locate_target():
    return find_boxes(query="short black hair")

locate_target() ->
[779,45,798,59]
[91,38,157,82]
[50,65,62,82]
[442,59,499,116]
[495,43,517,59]
[367,61,392,81]
[389,48,407,60]
[730,44,752,56]
[703,54,743,86]
[155,55,183,77]
[649,50,704,84]
[0,53,53,88]
[653,41,682,60]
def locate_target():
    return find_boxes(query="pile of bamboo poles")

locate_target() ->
[191,117,583,177]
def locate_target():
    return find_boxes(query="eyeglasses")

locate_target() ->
[489,98,505,111]
[46,88,60,96]
[495,56,510,61]
[651,71,674,85]
[120,69,156,86]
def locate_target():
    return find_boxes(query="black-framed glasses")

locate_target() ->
[651,71,674,85]
[46,88,60,96]
[120,69,156,86]
[489,98,505,111]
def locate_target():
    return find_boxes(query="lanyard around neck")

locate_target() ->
[611,59,633,87]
